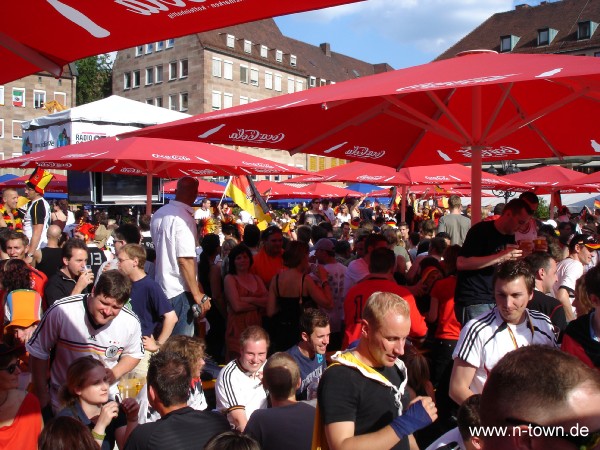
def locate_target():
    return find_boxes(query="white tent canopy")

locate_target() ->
[23,95,189,129]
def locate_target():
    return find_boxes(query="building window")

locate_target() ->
[212,91,222,110]
[275,50,283,62]
[223,93,233,109]
[250,68,259,87]
[145,68,154,85]
[179,92,188,111]
[274,74,282,92]
[155,97,163,107]
[155,65,163,83]
[58,79,62,86]
[124,72,132,89]
[133,70,140,88]
[265,72,273,90]
[595,52,600,57]
[500,35,519,52]
[244,40,252,53]
[180,59,188,78]
[578,21,597,40]
[296,80,303,92]
[0,86,4,106]
[12,88,25,107]
[169,62,177,80]
[212,58,222,77]
[290,55,297,67]
[146,98,153,105]
[135,46,143,56]
[538,28,549,46]
[54,92,66,105]
[145,43,154,54]
[260,45,268,58]
[226,34,235,48]
[224,61,233,80]
[12,121,22,140]
[156,41,164,52]
[309,76,316,87]
[240,65,249,84]
[0,119,4,138]
[240,96,248,105]
[166,38,175,48]
[33,90,46,109]
[169,94,177,111]
[287,77,294,94]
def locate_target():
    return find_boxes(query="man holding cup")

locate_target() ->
[45,238,94,306]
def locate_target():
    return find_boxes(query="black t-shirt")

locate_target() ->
[46,272,89,306]
[318,363,410,450]
[360,207,374,223]
[123,407,230,450]
[529,290,567,336]
[87,246,107,279]
[37,247,63,279]
[455,220,514,307]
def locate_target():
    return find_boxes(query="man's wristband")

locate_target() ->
[390,401,432,439]
[92,430,106,440]
[200,294,210,304]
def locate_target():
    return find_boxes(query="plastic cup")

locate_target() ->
[533,237,547,251]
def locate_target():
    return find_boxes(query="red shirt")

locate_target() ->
[250,249,284,288]
[343,277,427,349]
[430,275,461,340]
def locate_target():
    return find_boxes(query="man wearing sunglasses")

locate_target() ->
[481,345,600,450]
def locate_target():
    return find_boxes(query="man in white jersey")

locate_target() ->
[215,326,268,431]
[27,270,144,416]
[21,167,53,262]
[449,260,557,406]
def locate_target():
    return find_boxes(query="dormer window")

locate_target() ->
[276,50,283,62]
[538,28,549,46]
[226,34,235,48]
[244,40,252,53]
[500,35,519,52]
[260,45,268,58]
[578,21,597,40]
[290,55,297,67]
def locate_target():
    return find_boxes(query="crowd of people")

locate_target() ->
[2,170,600,450]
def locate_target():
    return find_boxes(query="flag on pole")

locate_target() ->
[12,88,24,107]
[594,199,600,210]
[225,176,271,230]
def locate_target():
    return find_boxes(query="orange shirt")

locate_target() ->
[250,249,284,288]
[0,392,42,449]
[430,275,461,340]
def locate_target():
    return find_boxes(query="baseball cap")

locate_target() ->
[568,233,600,252]
[4,289,43,329]
[314,238,335,253]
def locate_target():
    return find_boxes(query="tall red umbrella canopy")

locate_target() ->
[554,172,600,193]
[127,52,600,222]
[0,0,363,84]
[255,180,362,199]
[0,174,67,194]
[0,137,308,213]
[291,161,409,184]
[502,165,591,194]
[163,178,224,197]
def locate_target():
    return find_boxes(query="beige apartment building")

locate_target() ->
[112,19,393,181]
[0,67,76,174]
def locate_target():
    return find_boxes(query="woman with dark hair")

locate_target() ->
[57,356,139,450]
[38,416,98,450]
[223,244,268,360]
[198,233,225,361]
[267,241,333,352]
[0,342,42,449]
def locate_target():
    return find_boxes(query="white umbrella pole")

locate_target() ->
[400,185,407,223]
[550,190,556,219]
[146,174,153,216]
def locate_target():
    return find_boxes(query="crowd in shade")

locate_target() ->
[2,171,600,450]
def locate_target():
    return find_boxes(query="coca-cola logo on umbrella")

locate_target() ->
[152,153,191,161]
[345,146,385,160]
[229,129,285,144]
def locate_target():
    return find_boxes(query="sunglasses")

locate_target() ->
[0,362,19,375]
[506,418,600,450]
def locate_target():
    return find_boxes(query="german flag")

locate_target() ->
[594,199,600,210]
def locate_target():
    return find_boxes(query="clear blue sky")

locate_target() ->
[275,0,549,69]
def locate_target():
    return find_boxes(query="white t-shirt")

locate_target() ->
[336,213,352,225]
[215,359,268,428]
[342,258,369,298]
[322,261,348,333]
[151,200,198,299]
[194,207,212,220]
[27,294,144,410]
[453,308,556,394]
[22,197,51,249]
[239,210,254,225]
[515,218,537,242]
[323,207,336,224]
[425,427,466,450]
[553,257,583,299]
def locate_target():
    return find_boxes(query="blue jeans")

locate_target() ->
[170,291,195,337]
[455,303,494,326]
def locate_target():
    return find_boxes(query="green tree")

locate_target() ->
[535,197,550,220]
[75,54,112,105]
